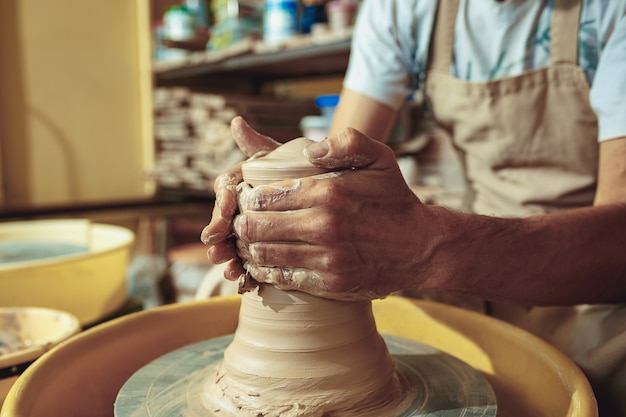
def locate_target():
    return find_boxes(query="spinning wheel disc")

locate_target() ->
[115,334,497,417]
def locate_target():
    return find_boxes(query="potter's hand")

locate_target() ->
[201,116,280,280]
[235,128,435,301]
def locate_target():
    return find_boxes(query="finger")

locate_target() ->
[201,195,232,245]
[238,241,369,295]
[200,215,227,246]
[214,168,242,197]
[200,171,242,245]
[231,116,281,157]
[224,258,245,281]
[304,127,399,172]
[237,173,345,212]
[244,264,328,294]
[206,238,238,264]
[239,241,348,273]
[233,208,341,244]
[245,265,379,301]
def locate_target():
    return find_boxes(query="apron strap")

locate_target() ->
[428,0,582,71]
[551,0,582,65]
[428,0,460,72]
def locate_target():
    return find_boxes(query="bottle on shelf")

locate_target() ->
[263,0,300,44]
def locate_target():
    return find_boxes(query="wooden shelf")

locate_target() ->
[150,32,352,196]
[154,35,351,86]
[0,195,214,222]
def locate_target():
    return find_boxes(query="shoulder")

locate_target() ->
[589,1,626,81]
[352,0,437,69]
[589,4,626,141]
[581,0,626,47]
[345,0,438,108]
[582,0,626,24]
[355,0,436,40]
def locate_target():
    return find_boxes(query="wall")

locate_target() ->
[0,0,155,208]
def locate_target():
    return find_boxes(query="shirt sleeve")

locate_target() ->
[343,0,435,110]
[590,11,626,142]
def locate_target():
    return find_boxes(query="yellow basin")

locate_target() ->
[0,220,134,326]
[0,307,81,406]
[0,295,597,417]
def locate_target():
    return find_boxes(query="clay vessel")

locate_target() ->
[202,139,405,416]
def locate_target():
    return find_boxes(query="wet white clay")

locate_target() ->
[203,285,409,416]
[202,138,408,416]
[241,138,329,187]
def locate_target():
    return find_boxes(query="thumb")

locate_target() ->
[231,116,281,158]
[304,127,398,172]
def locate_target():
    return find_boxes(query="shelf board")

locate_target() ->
[154,36,352,84]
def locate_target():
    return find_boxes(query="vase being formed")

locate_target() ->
[202,138,410,416]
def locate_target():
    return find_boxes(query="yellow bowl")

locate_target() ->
[0,296,597,417]
[0,307,81,405]
[0,307,81,368]
[0,220,134,326]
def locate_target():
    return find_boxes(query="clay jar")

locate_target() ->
[202,139,407,416]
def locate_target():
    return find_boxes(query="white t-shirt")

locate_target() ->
[344,0,626,142]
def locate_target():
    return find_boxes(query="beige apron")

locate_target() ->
[423,0,626,413]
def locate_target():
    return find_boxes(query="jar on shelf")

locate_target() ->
[163,5,196,41]
[263,0,299,44]
[301,0,327,34]
[325,0,358,32]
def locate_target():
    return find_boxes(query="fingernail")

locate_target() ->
[225,266,243,281]
[305,140,329,158]
[200,226,215,244]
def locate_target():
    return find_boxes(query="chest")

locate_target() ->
[444,0,599,82]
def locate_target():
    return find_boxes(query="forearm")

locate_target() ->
[422,203,626,305]
[329,88,397,143]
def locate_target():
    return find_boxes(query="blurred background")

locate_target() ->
[0,0,457,321]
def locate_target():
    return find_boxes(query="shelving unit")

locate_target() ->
[150,34,351,198]
[155,37,351,87]
[152,34,352,101]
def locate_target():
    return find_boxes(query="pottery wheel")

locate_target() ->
[114,334,497,417]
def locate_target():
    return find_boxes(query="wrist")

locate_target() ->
[410,205,464,291]
[409,205,522,296]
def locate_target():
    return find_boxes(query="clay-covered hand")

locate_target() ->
[200,116,281,280]
[234,128,441,301]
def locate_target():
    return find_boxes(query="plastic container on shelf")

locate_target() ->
[301,2,327,34]
[325,0,358,31]
[300,115,329,142]
[314,94,340,125]
[184,0,209,32]
[263,0,299,44]
[163,5,196,41]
